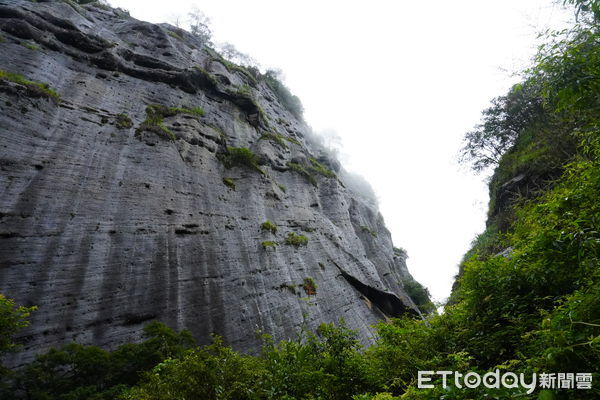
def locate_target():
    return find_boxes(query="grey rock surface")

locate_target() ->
[0,0,421,366]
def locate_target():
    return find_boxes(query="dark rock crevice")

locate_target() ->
[332,261,419,319]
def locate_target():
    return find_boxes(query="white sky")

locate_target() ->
[109,0,573,304]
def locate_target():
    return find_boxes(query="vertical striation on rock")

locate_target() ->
[0,0,422,366]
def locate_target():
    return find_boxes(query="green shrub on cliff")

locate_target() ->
[285,232,309,247]
[219,147,264,174]
[402,277,436,315]
[260,220,277,234]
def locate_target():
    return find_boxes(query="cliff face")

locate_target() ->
[0,0,420,365]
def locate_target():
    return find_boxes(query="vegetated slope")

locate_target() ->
[0,0,426,367]
[407,4,599,398]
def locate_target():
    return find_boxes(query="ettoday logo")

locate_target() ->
[418,370,593,394]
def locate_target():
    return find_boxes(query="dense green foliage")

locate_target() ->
[401,278,436,315]
[285,232,309,247]
[0,321,195,399]
[0,296,36,364]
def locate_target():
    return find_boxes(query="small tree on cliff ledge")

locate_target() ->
[459,82,543,173]
[188,8,212,46]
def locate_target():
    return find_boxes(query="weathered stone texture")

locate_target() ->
[0,0,420,366]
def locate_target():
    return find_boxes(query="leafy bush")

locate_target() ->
[401,278,436,315]
[193,66,220,90]
[302,277,317,295]
[224,85,268,124]
[260,220,277,234]
[0,295,36,359]
[22,42,40,51]
[219,147,264,174]
[137,110,175,141]
[260,241,277,250]
[146,104,204,118]
[122,336,264,400]
[285,232,309,247]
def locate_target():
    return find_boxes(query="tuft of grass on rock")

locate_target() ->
[280,283,297,294]
[261,241,278,250]
[393,246,407,257]
[136,104,204,141]
[260,132,288,149]
[285,232,309,247]
[287,162,316,186]
[189,107,205,116]
[308,157,336,178]
[223,177,236,191]
[205,48,258,86]
[166,30,183,41]
[219,147,264,175]
[193,67,220,90]
[285,136,301,146]
[360,226,377,238]
[137,106,176,141]
[146,104,204,118]
[115,113,133,129]
[22,42,41,51]
[261,220,277,234]
[0,69,60,102]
